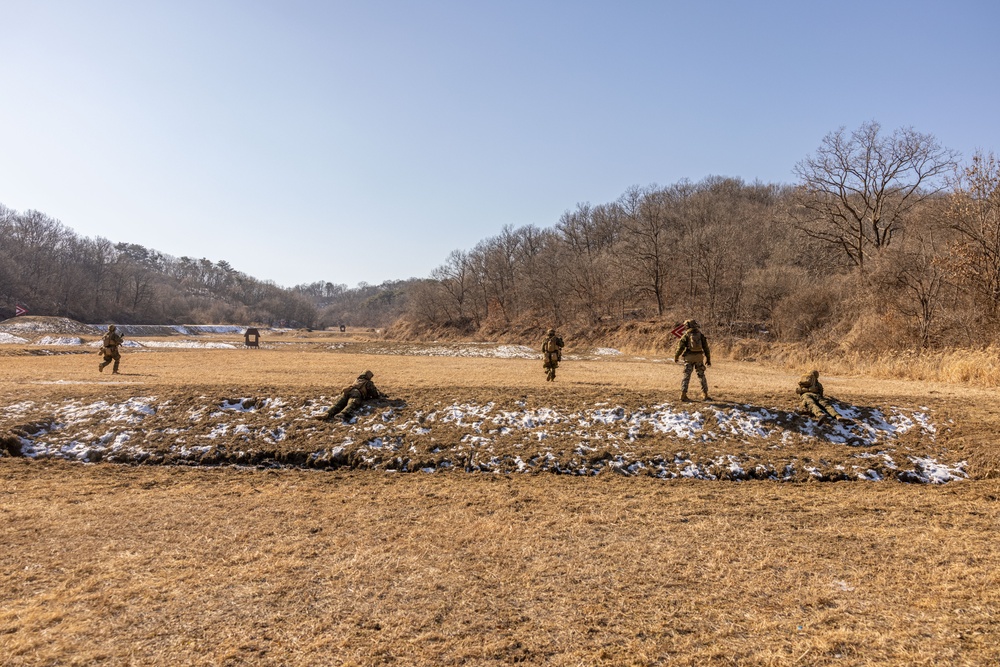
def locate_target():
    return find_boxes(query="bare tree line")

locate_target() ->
[0,206,317,326]
[3,121,998,351]
[409,123,1000,351]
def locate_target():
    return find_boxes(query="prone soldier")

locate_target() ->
[796,370,847,425]
[324,370,386,422]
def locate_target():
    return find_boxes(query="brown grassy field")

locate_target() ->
[2,326,999,665]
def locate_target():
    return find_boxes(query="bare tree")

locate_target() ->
[556,202,620,323]
[943,151,1000,317]
[430,249,475,325]
[793,121,958,271]
[618,185,677,316]
[873,233,948,348]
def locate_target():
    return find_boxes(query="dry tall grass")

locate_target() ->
[726,340,1000,388]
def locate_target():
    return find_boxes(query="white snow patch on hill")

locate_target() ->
[139,340,239,349]
[37,336,84,345]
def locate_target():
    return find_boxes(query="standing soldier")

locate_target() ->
[324,370,387,422]
[98,324,125,374]
[673,319,711,401]
[541,328,564,382]
[796,370,845,425]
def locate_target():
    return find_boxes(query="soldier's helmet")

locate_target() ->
[684,319,698,329]
[546,328,555,336]
[810,369,820,378]
[360,370,374,380]
[108,324,116,332]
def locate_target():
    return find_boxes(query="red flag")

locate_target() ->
[14,304,28,317]
[670,323,685,339]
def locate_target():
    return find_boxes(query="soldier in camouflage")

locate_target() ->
[542,328,565,381]
[796,370,845,425]
[98,324,124,374]
[673,319,711,401]
[324,370,387,422]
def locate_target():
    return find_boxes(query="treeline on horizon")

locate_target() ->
[0,203,408,329]
[3,121,999,354]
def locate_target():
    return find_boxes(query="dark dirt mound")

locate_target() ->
[0,386,963,483]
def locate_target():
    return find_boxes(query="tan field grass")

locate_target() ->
[1,461,998,666]
[2,335,1000,665]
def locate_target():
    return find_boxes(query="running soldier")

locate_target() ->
[542,328,564,382]
[98,324,124,374]
[324,370,386,422]
[796,370,846,425]
[673,319,711,401]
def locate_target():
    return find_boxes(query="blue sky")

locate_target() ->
[2,1,997,288]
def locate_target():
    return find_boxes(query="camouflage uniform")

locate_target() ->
[325,370,386,421]
[98,325,124,374]
[673,320,711,401]
[542,329,564,381]
[796,370,842,424]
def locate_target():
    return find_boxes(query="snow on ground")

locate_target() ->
[363,343,539,359]
[2,395,964,484]
[594,348,623,356]
[0,332,29,344]
[37,336,84,345]
[138,341,239,349]
[83,339,234,349]
[90,324,249,336]
[0,317,98,334]
[87,340,144,348]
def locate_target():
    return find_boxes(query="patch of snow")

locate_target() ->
[140,340,239,349]
[0,332,29,344]
[904,457,967,484]
[36,336,83,345]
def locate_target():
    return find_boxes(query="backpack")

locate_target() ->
[686,331,703,353]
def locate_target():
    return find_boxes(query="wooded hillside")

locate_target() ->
[408,124,1000,354]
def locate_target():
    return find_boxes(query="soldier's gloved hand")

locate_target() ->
[706,361,711,366]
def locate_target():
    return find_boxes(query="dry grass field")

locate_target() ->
[2,321,999,665]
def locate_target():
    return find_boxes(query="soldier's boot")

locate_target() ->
[98,362,104,373]
[702,391,712,401]
[680,391,691,402]
[816,415,829,426]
